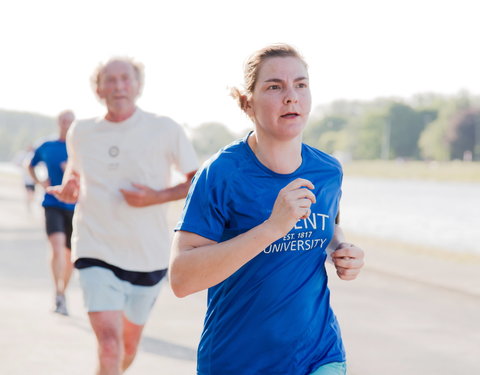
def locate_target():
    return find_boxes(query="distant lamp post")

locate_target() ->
[381,117,390,160]
[474,113,479,161]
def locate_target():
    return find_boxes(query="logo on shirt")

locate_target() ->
[109,146,119,157]
[263,212,331,254]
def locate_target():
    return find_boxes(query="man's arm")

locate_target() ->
[28,164,50,189]
[46,161,80,203]
[120,170,197,207]
[28,147,50,189]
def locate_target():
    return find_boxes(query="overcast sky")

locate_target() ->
[1,0,478,133]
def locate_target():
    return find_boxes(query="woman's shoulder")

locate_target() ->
[302,143,343,173]
[198,138,248,179]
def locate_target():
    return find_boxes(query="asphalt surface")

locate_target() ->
[1,172,479,374]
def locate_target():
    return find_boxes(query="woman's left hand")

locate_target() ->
[331,242,365,280]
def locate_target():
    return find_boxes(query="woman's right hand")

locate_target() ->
[264,178,316,238]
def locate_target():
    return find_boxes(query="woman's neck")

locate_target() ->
[248,132,302,174]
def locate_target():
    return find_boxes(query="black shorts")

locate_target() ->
[44,206,74,249]
[25,184,35,192]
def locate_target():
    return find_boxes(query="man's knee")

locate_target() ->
[89,311,123,355]
[48,232,67,251]
[125,343,138,357]
[123,338,139,358]
[124,326,142,357]
[99,335,123,359]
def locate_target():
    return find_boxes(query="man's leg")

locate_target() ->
[89,311,124,375]
[25,185,35,212]
[122,316,144,371]
[47,232,72,293]
[79,267,162,373]
[48,232,73,315]
[45,207,73,314]
[62,208,74,292]
[120,280,163,370]
[63,250,74,291]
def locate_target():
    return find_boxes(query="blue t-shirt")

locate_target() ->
[30,139,75,210]
[176,135,345,375]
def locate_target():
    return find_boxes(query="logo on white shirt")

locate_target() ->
[109,146,119,157]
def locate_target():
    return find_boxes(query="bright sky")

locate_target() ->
[1,0,478,134]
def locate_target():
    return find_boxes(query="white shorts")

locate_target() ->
[78,266,163,325]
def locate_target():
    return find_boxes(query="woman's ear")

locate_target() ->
[243,95,253,116]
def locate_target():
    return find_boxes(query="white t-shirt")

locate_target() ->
[67,108,198,271]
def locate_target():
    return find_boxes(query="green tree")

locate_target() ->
[0,110,55,161]
[316,130,349,155]
[418,118,450,161]
[191,122,236,160]
[388,103,430,159]
[304,116,347,149]
[448,109,480,160]
[351,110,385,159]
[417,92,479,161]
[417,99,459,161]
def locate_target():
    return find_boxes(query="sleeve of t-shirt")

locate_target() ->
[29,144,43,167]
[66,123,78,171]
[175,164,228,242]
[171,124,199,174]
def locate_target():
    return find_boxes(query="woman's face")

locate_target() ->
[246,56,311,141]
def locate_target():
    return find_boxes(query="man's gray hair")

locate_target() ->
[91,56,145,96]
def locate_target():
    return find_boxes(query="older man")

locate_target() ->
[29,110,75,315]
[49,58,198,374]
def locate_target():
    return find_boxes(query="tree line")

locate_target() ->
[303,91,480,162]
[2,91,480,163]
[0,109,56,161]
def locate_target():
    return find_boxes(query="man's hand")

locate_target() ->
[120,183,163,207]
[332,242,365,281]
[40,179,51,190]
[47,177,79,203]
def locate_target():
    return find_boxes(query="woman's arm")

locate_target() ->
[169,178,316,297]
[170,223,280,297]
[329,225,365,280]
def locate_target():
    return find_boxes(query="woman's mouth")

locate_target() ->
[280,112,299,118]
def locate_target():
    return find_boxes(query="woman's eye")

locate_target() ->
[297,83,308,88]
[268,85,280,90]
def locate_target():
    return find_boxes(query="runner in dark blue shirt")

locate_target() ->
[29,110,75,315]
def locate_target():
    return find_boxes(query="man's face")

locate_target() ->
[96,60,140,114]
[58,112,74,133]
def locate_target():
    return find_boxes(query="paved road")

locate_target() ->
[0,174,205,375]
[1,172,479,374]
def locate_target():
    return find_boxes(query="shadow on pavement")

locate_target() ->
[141,336,197,362]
